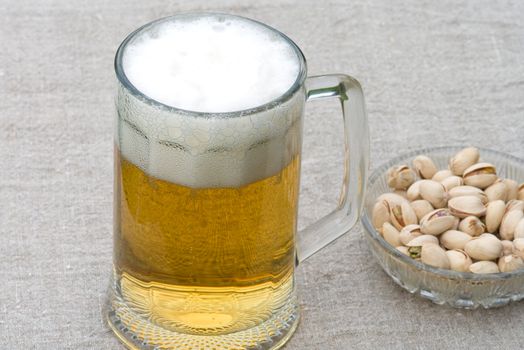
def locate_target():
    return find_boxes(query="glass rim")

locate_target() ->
[361,145,524,282]
[114,12,308,118]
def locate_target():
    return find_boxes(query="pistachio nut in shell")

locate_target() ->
[499,209,524,241]
[518,183,524,201]
[412,155,438,179]
[464,233,503,261]
[387,165,416,190]
[506,199,524,213]
[458,216,485,236]
[448,196,487,218]
[406,234,439,247]
[513,239,524,259]
[463,162,497,189]
[399,224,422,245]
[501,240,515,256]
[498,255,524,273]
[410,199,434,221]
[396,246,409,255]
[372,200,391,229]
[407,246,422,259]
[421,243,450,269]
[503,179,519,201]
[389,201,418,230]
[407,180,426,201]
[514,218,524,239]
[377,192,408,206]
[394,190,408,199]
[419,180,448,208]
[441,176,464,191]
[484,180,507,202]
[449,147,480,176]
[469,261,500,274]
[420,208,456,235]
[446,249,472,272]
[382,222,402,247]
[485,200,505,233]
[440,230,472,250]
[448,185,488,204]
[432,169,453,182]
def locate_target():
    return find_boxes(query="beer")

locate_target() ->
[111,13,304,337]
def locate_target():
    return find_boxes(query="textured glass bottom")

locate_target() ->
[105,272,300,350]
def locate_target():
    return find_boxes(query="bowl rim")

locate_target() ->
[361,145,524,281]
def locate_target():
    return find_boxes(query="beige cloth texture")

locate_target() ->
[1,0,524,349]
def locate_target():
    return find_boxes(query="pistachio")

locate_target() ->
[498,255,524,273]
[485,200,506,233]
[389,201,418,230]
[410,200,434,221]
[372,200,391,229]
[382,222,402,247]
[440,230,472,250]
[484,180,507,202]
[377,193,408,206]
[387,165,416,190]
[432,169,453,182]
[501,240,515,256]
[448,186,488,204]
[469,261,500,274]
[463,162,497,189]
[503,179,519,201]
[448,196,487,218]
[396,246,409,255]
[464,233,502,261]
[421,243,450,269]
[407,180,426,201]
[420,208,457,236]
[458,216,485,237]
[452,216,460,231]
[506,199,524,213]
[399,224,422,245]
[406,234,439,247]
[514,218,524,239]
[449,147,480,176]
[499,209,524,241]
[513,239,524,259]
[446,249,472,272]
[419,180,448,208]
[518,183,524,201]
[441,176,464,191]
[407,246,422,259]
[412,155,438,179]
[394,190,408,199]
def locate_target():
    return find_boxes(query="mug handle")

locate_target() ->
[297,74,369,263]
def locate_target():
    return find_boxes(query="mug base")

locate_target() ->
[104,274,300,350]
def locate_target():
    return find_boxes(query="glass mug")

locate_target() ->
[106,13,369,350]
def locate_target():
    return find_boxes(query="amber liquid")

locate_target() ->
[114,150,300,335]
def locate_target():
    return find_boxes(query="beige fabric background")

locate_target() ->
[1,0,524,349]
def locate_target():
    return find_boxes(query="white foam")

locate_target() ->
[122,15,300,113]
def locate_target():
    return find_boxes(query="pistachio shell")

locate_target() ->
[394,190,408,199]
[506,200,524,213]
[412,155,438,179]
[407,246,422,259]
[499,210,524,240]
[469,261,500,274]
[377,193,408,206]
[421,243,450,269]
[446,249,472,272]
[458,216,485,236]
[396,246,409,255]
[410,200,434,221]
[503,179,519,201]
[372,200,391,229]
[484,180,507,202]
[382,222,402,247]
[389,201,418,230]
[407,180,426,201]
[440,230,472,250]
[514,218,524,239]
[498,255,524,272]
[464,233,502,261]
[406,234,439,247]
[449,147,480,176]
[448,186,488,204]
[387,165,416,190]
[518,183,524,201]
[485,200,506,233]
[513,239,524,259]
[463,162,497,189]
[441,176,464,191]
[448,196,487,218]
[432,169,453,182]
[419,208,457,236]
[419,180,448,208]
[399,224,422,245]
[501,240,515,256]
[451,216,460,230]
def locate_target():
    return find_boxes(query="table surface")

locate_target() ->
[2,0,524,349]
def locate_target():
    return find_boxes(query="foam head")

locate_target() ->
[116,14,305,188]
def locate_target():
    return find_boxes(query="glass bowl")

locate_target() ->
[361,146,524,309]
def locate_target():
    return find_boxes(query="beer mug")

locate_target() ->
[106,13,369,350]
